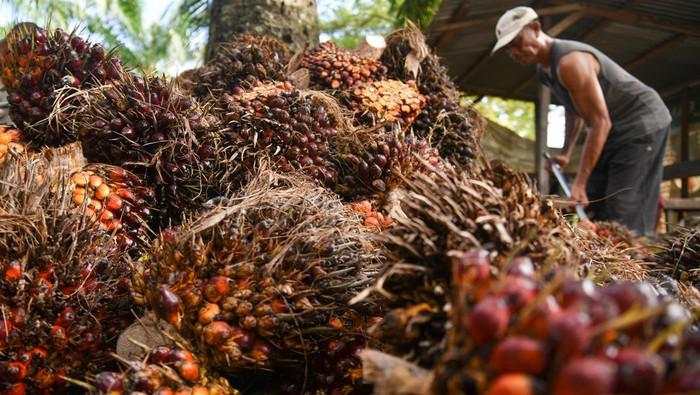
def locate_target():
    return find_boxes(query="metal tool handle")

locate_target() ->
[543,152,589,221]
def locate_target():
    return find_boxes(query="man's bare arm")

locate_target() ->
[558,51,612,204]
[553,110,585,167]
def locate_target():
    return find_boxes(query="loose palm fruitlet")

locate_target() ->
[185,34,291,99]
[0,125,25,166]
[0,162,136,394]
[300,42,387,90]
[0,23,123,147]
[76,70,206,169]
[432,250,700,395]
[87,346,237,395]
[221,82,342,187]
[134,170,382,392]
[69,164,154,249]
[348,80,426,130]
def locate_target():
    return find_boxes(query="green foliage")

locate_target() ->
[1,0,203,74]
[319,0,394,48]
[466,96,536,139]
[389,0,441,29]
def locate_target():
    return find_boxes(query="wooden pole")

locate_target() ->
[536,85,551,194]
[681,88,690,198]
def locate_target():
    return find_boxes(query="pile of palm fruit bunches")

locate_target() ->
[0,20,697,395]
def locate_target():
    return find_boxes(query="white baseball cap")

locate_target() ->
[491,6,539,54]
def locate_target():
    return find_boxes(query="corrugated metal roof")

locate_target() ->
[427,0,700,102]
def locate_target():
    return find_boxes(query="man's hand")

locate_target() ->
[571,179,589,206]
[551,153,571,168]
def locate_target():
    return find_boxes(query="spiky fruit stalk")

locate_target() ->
[135,170,382,392]
[88,346,237,394]
[0,157,137,393]
[380,25,479,166]
[300,42,387,90]
[0,23,123,147]
[76,70,206,170]
[220,82,342,187]
[182,34,291,100]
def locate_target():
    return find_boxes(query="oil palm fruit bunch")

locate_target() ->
[69,164,155,250]
[653,227,699,288]
[221,82,342,188]
[300,42,387,90]
[86,346,237,395]
[432,251,699,395]
[0,158,136,394]
[334,127,412,198]
[365,163,582,368]
[76,70,205,171]
[347,80,426,130]
[0,23,123,147]
[186,34,291,100]
[0,125,25,166]
[380,25,479,166]
[134,169,382,391]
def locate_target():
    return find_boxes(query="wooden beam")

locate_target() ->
[548,0,700,38]
[431,3,584,33]
[548,11,586,37]
[661,79,700,99]
[456,46,494,84]
[536,84,551,194]
[663,160,700,181]
[664,198,700,212]
[460,84,534,102]
[575,0,643,42]
[433,0,472,49]
[626,34,687,70]
[680,88,691,198]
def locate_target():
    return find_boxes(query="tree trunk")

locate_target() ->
[207,0,319,61]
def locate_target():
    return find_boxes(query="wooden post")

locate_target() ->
[536,85,551,194]
[680,88,690,198]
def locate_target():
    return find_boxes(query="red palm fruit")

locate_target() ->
[490,337,547,375]
[613,348,665,395]
[3,383,26,395]
[600,282,658,313]
[157,285,183,328]
[453,249,492,300]
[553,357,617,395]
[154,389,175,395]
[3,260,22,282]
[559,279,596,309]
[203,321,233,346]
[520,296,561,339]
[547,310,591,361]
[499,276,538,313]
[2,361,28,382]
[486,374,537,395]
[467,296,510,345]
[205,276,231,303]
[191,386,210,395]
[198,303,221,325]
[93,371,124,393]
[250,341,271,363]
[178,361,200,382]
[506,257,535,278]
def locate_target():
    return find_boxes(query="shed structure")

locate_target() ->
[427,0,700,213]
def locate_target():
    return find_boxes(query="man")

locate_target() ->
[492,6,671,236]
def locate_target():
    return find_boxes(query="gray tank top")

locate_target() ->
[537,39,671,145]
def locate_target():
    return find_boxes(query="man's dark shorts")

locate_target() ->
[586,126,669,236]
